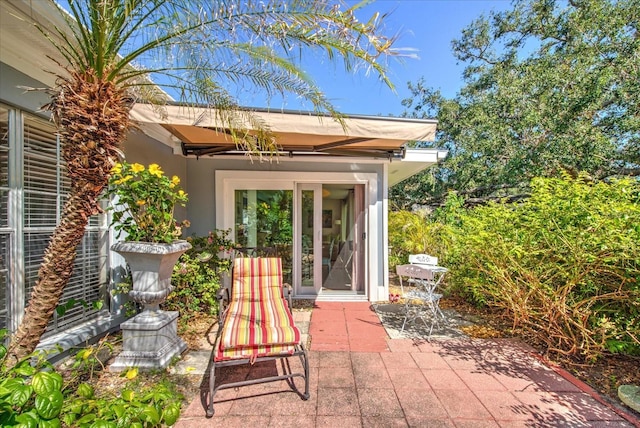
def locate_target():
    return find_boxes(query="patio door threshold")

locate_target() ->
[314,293,368,302]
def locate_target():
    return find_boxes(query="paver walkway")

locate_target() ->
[309,301,389,352]
[176,302,640,427]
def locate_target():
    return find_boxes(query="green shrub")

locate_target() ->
[0,330,183,427]
[167,253,219,318]
[392,174,640,361]
[164,230,236,318]
[448,174,640,360]
[62,377,182,427]
[0,331,64,427]
[388,210,450,269]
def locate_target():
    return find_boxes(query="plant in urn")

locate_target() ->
[107,162,191,370]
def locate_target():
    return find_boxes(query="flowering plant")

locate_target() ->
[107,161,189,243]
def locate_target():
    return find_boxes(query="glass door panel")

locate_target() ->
[300,190,314,289]
[295,184,322,296]
[234,189,293,284]
[320,184,366,294]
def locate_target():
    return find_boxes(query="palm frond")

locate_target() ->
[40,0,406,150]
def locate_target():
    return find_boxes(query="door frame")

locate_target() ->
[294,183,322,296]
[215,170,379,299]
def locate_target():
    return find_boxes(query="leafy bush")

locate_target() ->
[164,230,236,318]
[456,175,640,360]
[67,336,115,384]
[62,378,182,427]
[0,330,183,427]
[393,174,640,361]
[388,210,450,269]
[0,333,65,427]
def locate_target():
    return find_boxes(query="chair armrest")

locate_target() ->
[217,285,230,313]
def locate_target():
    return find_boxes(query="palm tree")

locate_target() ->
[7,0,404,363]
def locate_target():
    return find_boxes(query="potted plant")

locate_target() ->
[108,161,189,241]
[107,161,191,370]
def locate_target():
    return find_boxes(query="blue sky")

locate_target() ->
[250,0,512,117]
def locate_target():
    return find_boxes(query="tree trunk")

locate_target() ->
[7,183,103,364]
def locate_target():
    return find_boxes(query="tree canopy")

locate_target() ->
[394,0,640,209]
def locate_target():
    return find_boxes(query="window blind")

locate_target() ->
[22,114,108,334]
[0,105,9,330]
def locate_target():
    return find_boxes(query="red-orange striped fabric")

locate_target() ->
[216,257,300,361]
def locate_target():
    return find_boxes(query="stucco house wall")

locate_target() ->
[184,156,384,236]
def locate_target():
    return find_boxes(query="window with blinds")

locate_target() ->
[19,112,108,335]
[0,105,9,330]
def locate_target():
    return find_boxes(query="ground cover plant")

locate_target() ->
[390,173,640,362]
[0,330,183,427]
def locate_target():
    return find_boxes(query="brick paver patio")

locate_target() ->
[176,302,640,427]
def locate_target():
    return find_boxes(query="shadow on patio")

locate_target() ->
[173,302,640,427]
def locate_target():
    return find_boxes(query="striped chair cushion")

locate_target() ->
[216,257,300,361]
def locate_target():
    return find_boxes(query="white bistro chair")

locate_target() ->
[395,264,446,338]
[409,253,448,290]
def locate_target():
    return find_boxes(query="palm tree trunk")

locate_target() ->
[7,69,130,365]
[7,184,103,363]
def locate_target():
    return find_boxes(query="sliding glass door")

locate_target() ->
[217,171,375,299]
[296,184,322,296]
[319,184,366,293]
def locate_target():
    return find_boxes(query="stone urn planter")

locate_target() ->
[110,240,191,371]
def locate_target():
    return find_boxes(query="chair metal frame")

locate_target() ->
[408,253,448,290]
[206,258,310,417]
[396,263,446,338]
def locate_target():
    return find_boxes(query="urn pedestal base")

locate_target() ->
[110,310,187,371]
[110,241,191,371]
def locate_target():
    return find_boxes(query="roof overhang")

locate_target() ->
[388,148,448,186]
[1,0,69,87]
[131,104,445,183]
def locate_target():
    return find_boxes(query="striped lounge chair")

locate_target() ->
[206,257,310,417]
